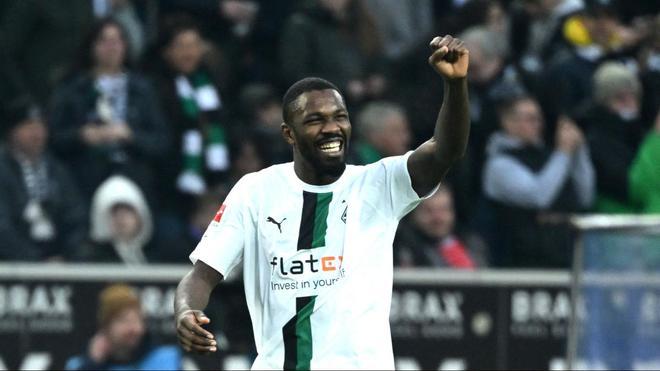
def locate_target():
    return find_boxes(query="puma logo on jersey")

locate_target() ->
[266,216,286,233]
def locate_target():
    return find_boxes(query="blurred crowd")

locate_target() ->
[0,0,658,269]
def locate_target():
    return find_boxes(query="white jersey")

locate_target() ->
[190,151,432,370]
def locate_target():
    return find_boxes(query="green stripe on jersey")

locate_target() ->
[283,295,317,370]
[283,191,333,369]
[295,296,316,369]
[312,192,332,248]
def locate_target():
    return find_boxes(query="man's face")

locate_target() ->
[285,89,352,177]
[105,307,145,360]
[94,24,126,70]
[413,190,455,239]
[10,118,48,159]
[165,29,204,75]
[110,204,142,243]
[502,99,543,144]
[607,89,640,121]
[372,112,411,156]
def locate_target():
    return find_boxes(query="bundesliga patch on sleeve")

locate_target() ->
[213,204,227,222]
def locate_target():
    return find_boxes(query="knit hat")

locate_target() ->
[97,284,141,328]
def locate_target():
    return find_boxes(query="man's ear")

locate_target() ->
[281,122,295,145]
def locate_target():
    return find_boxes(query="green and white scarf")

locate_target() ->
[175,72,228,195]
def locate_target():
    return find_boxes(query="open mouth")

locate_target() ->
[317,138,343,155]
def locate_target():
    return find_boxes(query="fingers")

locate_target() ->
[178,311,214,339]
[429,35,468,64]
[178,336,217,354]
[429,47,449,65]
[177,312,218,354]
[194,311,211,326]
[177,326,216,346]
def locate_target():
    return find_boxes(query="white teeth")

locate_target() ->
[319,140,341,153]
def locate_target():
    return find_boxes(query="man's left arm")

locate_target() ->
[408,35,470,196]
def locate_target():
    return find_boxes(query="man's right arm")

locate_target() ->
[174,261,223,354]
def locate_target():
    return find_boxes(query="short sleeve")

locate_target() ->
[375,151,438,220]
[189,175,254,279]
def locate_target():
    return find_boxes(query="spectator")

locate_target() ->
[0,97,86,261]
[148,14,230,218]
[280,0,386,104]
[542,1,649,118]
[158,0,293,88]
[460,25,522,144]
[509,0,584,77]
[239,83,291,166]
[395,185,482,268]
[82,175,154,264]
[224,133,266,189]
[453,26,525,219]
[351,101,412,164]
[629,111,660,213]
[578,61,644,213]
[65,284,182,370]
[363,0,434,62]
[638,14,660,127]
[452,0,509,45]
[483,95,595,267]
[92,0,151,62]
[49,18,169,202]
[0,0,94,106]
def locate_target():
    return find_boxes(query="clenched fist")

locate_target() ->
[428,35,469,80]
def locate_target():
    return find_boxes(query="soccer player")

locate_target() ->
[174,35,470,369]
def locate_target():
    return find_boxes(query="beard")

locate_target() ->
[296,135,348,178]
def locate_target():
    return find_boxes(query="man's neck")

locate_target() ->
[94,65,123,76]
[293,159,343,186]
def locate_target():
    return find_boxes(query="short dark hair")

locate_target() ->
[282,77,342,124]
[496,93,534,120]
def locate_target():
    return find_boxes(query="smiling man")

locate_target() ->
[175,35,470,370]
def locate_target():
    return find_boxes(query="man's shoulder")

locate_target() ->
[351,153,410,176]
[232,163,292,190]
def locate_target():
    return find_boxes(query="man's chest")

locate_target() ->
[254,190,350,256]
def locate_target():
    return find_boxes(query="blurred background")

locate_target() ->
[0,0,658,369]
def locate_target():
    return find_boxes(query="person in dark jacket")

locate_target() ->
[483,94,595,268]
[48,18,169,203]
[577,61,645,213]
[0,0,94,106]
[147,14,231,218]
[0,97,86,261]
[279,0,387,104]
[395,185,481,269]
[79,175,189,264]
[65,284,182,370]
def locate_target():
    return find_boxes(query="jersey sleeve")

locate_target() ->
[189,175,254,279]
[375,151,438,220]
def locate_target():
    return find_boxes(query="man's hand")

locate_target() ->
[556,116,584,154]
[176,309,217,354]
[80,124,108,145]
[428,35,469,80]
[89,333,111,363]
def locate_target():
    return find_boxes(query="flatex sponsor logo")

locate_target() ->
[0,284,73,333]
[510,289,571,338]
[390,290,464,339]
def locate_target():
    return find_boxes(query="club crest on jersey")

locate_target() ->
[213,204,227,222]
[341,200,347,223]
